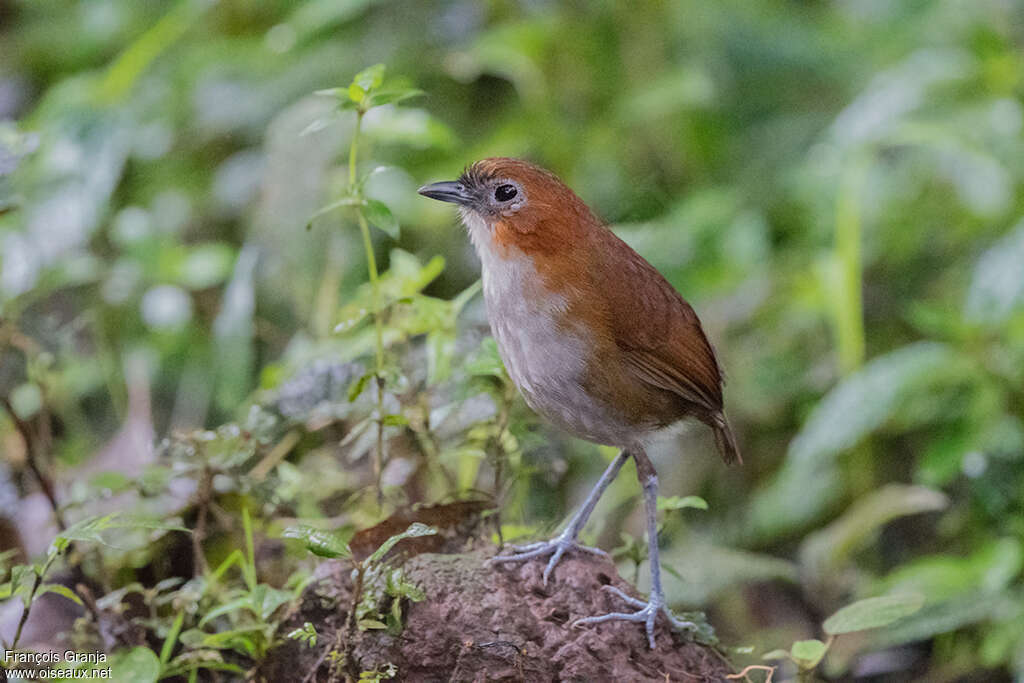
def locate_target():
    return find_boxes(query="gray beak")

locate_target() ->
[417,180,473,205]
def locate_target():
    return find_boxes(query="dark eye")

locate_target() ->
[494,184,517,202]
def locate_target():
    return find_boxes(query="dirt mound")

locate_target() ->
[256,547,732,682]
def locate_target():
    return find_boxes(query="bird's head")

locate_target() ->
[418,158,598,256]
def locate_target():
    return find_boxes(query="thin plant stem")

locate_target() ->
[11,551,59,650]
[348,109,386,504]
[834,152,874,495]
[348,110,362,194]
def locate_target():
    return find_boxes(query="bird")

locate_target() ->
[418,158,740,649]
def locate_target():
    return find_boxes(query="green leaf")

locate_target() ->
[657,495,708,511]
[161,611,185,666]
[348,83,366,104]
[381,414,409,427]
[287,622,318,648]
[88,471,133,494]
[306,196,364,228]
[466,338,506,379]
[790,639,828,668]
[364,199,399,238]
[823,594,926,635]
[352,64,386,92]
[282,525,352,559]
[11,565,36,607]
[252,584,294,620]
[314,87,346,98]
[54,513,190,550]
[109,647,160,683]
[348,371,374,401]
[762,649,791,661]
[357,165,393,190]
[874,538,1023,603]
[367,88,424,108]
[358,618,388,630]
[965,218,1024,324]
[199,595,257,627]
[366,523,436,567]
[38,583,83,606]
[866,592,1006,650]
[799,485,947,578]
[749,342,964,540]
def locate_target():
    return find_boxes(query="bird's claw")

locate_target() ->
[489,534,607,584]
[572,585,696,649]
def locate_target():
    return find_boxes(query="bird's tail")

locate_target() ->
[711,413,742,466]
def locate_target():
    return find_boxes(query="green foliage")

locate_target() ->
[823,594,927,636]
[2,1,1023,679]
[287,621,319,648]
[283,524,353,559]
[764,594,925,678]
[657,495,709,512]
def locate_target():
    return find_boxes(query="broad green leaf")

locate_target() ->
[357,165,393,190]
[381,414,409,427]
[790,639,828,668]
[252,584,294,620]
[108,647,160,683]
[749,342,965,540]
[11,565,35,607]
[55,513,189,550]
[965,218,1024,325]
[364,199,399,238]
[762,649,791,661]
[352,64,386,92]
[657,495,708,511]
[466,338,506,379]
[283,525,352,559]
[367,88,424,108]
[335,304,371,333]
[38,583,83,606]
[199,595,257,627]
[348,83,366,104]
[874,538,1023,602]
[366,523,436,566]
[867,592,1008,649]
[823,594,925,635]
[799,485,947,578]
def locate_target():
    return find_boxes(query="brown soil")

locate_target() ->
[255,546,732,682]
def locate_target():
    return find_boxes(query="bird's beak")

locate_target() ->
[417,180,473,205]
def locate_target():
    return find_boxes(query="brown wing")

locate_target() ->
[592,229,723,411]
[591,228,741,464]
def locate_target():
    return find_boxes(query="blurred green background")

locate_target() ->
[2,0,1024,680]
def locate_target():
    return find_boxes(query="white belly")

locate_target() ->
[470,224,636,446]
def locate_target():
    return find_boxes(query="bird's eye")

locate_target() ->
[494,184,517,202]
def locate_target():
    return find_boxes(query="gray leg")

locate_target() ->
[490,450,629,584]
[573,449,695,649]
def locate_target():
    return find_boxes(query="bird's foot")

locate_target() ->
[489,532,607,585]
[572,585,696,650]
